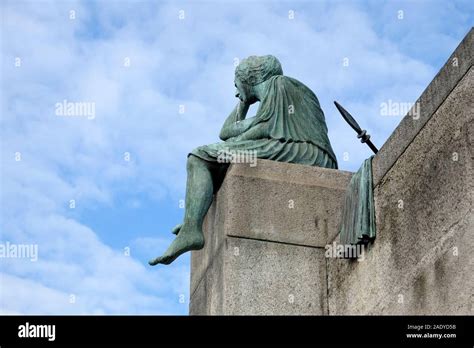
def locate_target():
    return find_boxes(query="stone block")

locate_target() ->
[191,237,328,315]
[190,160,352,314]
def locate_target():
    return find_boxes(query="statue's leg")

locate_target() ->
[182,155,215,232]
[149,155,224,265]
[171,159,228,236]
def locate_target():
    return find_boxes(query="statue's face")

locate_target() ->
[234,78,256,105]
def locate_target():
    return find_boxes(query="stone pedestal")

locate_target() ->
[189,160,352,315]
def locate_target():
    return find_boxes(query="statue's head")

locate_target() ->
[234,55,283,104]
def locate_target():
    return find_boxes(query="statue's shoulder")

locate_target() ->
[272,75,312,90]
[270,75,299,85]
[272,76,319,101]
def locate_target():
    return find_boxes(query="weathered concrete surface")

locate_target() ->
[372,27,473,187]
[190,160,352,314]
[222,160,353,247]
[190,237,328,315]
[328,67,474,313]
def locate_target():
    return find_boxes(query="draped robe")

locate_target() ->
[191,75,338,169]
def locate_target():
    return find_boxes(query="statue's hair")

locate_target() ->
[235,55,283,86]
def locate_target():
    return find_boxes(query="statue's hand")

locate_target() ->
[236,101,250,122]
[219,101,251,140]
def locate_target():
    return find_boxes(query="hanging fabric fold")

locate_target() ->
[339,156,376,246]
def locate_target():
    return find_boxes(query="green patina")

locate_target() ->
[339,156,376,247]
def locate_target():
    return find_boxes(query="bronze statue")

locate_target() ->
[149,55,337,265]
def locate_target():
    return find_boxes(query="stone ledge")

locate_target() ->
[227,159,353,189]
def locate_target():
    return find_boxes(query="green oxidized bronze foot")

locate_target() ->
[149,226,204,265]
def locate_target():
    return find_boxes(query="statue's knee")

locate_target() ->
[187,155,202,171]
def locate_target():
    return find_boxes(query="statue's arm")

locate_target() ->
[219,102,253,140]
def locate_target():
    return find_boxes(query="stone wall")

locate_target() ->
[327,28,473,315]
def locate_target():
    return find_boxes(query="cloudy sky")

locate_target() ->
[1,0,472,315]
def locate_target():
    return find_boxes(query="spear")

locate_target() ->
[334,101,378,154]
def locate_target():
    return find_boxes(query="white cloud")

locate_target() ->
[1,211,189,313]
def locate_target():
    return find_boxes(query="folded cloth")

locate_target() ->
[191,138,337,168]
[339,156,376,245]
[190,74,339,170]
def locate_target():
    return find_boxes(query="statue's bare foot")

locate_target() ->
[171,223,182,235]
[149,228,204,266]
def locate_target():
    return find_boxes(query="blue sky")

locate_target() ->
[0,0,472,314]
